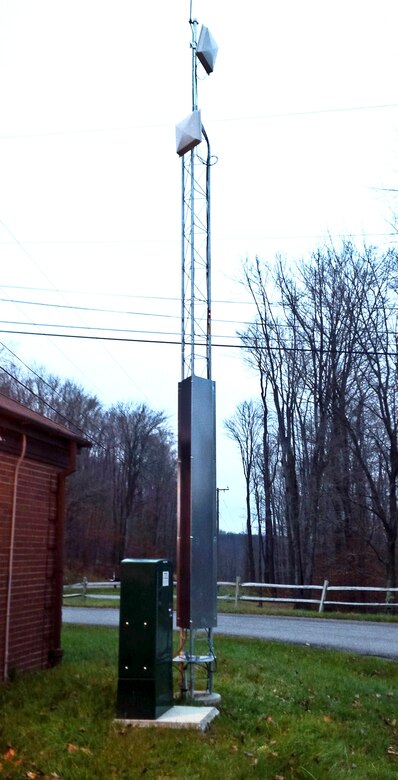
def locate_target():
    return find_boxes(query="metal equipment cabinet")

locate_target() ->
[116,559,174,719]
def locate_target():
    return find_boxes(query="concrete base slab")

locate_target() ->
[114,705,219,731]
[191,691,221,705]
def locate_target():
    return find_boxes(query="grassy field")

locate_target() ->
[1,626,398,779]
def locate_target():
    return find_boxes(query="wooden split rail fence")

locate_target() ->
[64,578,398,612]
[218,579,398,612]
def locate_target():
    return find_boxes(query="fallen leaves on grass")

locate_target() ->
[387,745,398,756]
[116,724,132,736]
[229,744,261,766]
[2,748,15,761]
[0,748,60,780]
[243,752,258,767]
[1,746,22,769]
[258,741,278,758]
[258,714,274,724]
[66,743,93,756]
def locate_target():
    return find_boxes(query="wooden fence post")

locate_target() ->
[235,576,241,606]
[318,579,329,612]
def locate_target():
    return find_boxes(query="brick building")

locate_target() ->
[0,393,88,682]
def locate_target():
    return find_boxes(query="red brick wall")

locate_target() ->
[0,453,60,680]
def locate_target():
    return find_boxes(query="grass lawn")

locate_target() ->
[1,626,398,779]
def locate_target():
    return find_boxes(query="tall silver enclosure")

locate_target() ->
[177,375,217,629]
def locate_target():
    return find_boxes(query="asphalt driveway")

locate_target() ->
[62,607,398,659]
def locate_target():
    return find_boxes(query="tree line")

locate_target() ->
[0,361,177,576]
[3,240,398,590]
[226,243,398,592]
[0,354,257,583]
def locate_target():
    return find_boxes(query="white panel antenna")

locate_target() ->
[196,26,218,74]
[176,110,202,157]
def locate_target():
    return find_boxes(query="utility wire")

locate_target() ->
[0,364,100,445]
[0,230,396,248]
[0,351,171,458]
[0,283,255,307]
[1,327,398,359]
[1,100,397,139]
[0,319,183,337]
[0,342,56,389]
[0,298,255,327]
[0,223,108,397]
[0,217,149,401]
[0,297,179,319]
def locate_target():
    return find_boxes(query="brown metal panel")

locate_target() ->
[176,379,192,627]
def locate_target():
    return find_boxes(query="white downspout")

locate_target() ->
[4,433,27,681]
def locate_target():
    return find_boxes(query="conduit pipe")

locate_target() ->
[4,433,27,681]
[51,440,77,667]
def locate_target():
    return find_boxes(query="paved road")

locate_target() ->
[62,607,398,659]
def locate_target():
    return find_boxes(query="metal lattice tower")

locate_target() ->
[178,14,217,380]
[181,128,212,380]
[175,7,219,703]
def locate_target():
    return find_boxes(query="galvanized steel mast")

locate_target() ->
[180,10,213,382]
[175,2,219,701]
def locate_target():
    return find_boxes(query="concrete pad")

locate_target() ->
[114,705,219,731]
[191,691,221,705]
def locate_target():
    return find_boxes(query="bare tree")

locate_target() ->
[241,261,303,583]
[239,244,398,588]
[106,402,169,564]
[342,248,398,591]
[225,400,262,580]
[0,359,177,574]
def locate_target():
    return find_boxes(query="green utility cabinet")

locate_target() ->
[116,559,174,719]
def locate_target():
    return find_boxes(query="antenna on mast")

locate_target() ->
[174,6,220,704]
[175,6,217,380]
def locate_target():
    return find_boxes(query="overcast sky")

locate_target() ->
[1,1,398,532]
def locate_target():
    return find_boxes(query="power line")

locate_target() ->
[0,364,99,445]
[0,328,181,344]
[1,100,397,140]
[10,315,398,338]
[0,318,256,339]
[0,342,53,386]
[0,297,256,327]
[0,283,182,303]
[0,319,183,337]
[0,349,171,459]
[0,217,150,401]
[2,327,398,359]
[0,297,179,319]
[0,221,111,397]
[0,283,255,307]
[0,230,396,248]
